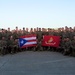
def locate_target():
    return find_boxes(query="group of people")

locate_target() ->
[0,26,75,56]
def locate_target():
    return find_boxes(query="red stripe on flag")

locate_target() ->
[21,44,37,48]
[27,40,37,42]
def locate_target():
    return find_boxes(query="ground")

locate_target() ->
[0,51,75,75]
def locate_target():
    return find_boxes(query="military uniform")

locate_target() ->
[59,38,66,53]
[37,40,43,51]
[63,37,72,55]
[71,36,75,56]
[13,31,19,40]
[13,39,19,53]
[0,40,2,55]
[0,37,7,55]
[37,31,43,42]
[0,32,2,40]
[7,36,14,54]
[36,28,43,51]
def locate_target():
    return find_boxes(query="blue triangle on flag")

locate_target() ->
[19,38,28,47]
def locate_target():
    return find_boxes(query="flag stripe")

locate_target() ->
[24,37,36,40]
[21,44,37,48]
[27,40,37,42]
[24,41,37,45]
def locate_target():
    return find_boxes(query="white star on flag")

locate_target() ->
[21,40,24,44]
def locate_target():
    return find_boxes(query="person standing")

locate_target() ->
[0,37,7,55]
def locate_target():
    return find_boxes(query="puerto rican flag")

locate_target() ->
[19,35,37,48]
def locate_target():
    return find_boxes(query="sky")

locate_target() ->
[0,0,75,30]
